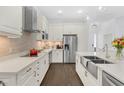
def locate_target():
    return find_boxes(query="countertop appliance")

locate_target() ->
[63,34,77,63]
[102,71,124,86]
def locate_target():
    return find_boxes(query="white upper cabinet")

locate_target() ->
[36,16,49,40]
[0,6,22,37]
[37,15,48,32]
[48,24,63,41]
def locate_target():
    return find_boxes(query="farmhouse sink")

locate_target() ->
[90,59,113,64]
[83,56,101,60]
[83,56,113,64]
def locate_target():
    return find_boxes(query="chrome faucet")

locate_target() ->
[103,44,110,58]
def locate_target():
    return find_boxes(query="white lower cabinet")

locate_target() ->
[36,54,50,85]
[52,49,63,63]
[76,55,86,83]
[0,53,50,86]
[0,75,16,86]
[76,55,99,86]
[17,62,36,86]
[83,70,98,86]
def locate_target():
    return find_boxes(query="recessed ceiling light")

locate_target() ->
[98,6,103,11]
[86,16,90,20]
[58,10,63,14]
[77,10,83,14]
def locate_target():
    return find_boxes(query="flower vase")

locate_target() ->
[116,48,123,60]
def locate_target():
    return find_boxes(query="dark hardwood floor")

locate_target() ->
[40,63,83,86]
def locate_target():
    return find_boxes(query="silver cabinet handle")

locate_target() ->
[34,71,37,77]
[26,68,32,72]
[37,68,39,70]
[0,81,5,86]
[37,74,39,76]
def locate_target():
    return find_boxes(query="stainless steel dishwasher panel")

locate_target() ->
[102,71,124,86]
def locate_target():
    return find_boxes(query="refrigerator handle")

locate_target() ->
[64,44,69,50]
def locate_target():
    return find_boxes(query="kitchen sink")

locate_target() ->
[83,56,101,60]
[87,61,98,79]
[81,55,113,80]
[86,59,113,79]
[83,56,113,64]
[90,59,113,64]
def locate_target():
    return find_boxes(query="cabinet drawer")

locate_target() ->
[17,63,35,85]
[22,73,36,86]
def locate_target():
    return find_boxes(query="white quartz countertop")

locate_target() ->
[76,51,124,83]
[76,52,124,63]
[0,49,52,74]
[99,64,124,83]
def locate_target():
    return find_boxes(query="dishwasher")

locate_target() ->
[102,71,124,86]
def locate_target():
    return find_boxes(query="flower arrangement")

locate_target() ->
[112,37,124,59]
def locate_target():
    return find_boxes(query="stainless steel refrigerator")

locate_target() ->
[63,34,77,63]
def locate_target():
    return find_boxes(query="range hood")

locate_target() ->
[22,6,40,32]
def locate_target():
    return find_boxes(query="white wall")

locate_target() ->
[97,17,124,49]
[97,17,124,57]
[48,22,89,52]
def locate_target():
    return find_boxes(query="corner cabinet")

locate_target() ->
[0,6,22,38]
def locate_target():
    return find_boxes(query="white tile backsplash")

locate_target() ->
[0,31,37,57]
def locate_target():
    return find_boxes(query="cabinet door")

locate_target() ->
[84,71,98,86]
[0,75,16,86]
[37,16,48,31]
[37,16,43,31]
[48,24,63,41]
[77,62,86,84]
[17,63,36,86]
[52,50,63,63]
[43,54,49,75]
[51,51,56,62]
[0,6,22,35]
[22,73,37,86]
[56,50,63,63]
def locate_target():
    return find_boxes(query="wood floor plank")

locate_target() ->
[41,63,83,86]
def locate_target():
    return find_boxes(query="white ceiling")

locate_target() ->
[36,6,124,23]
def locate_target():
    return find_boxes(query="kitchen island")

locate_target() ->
[76,52,124,86]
